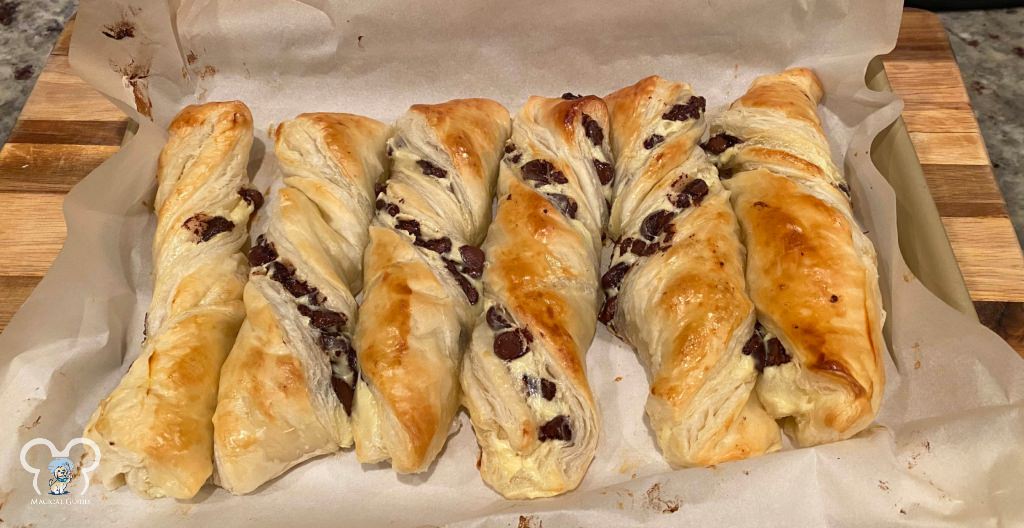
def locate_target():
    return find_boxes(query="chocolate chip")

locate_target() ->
[182,214,235,242]
[523,375,557,400]
[504,142,517,154]
[742,330,765,358]
[561,92,582,100]
[460,245,485,278]
[270,261,316,298]
[598,295,617,325]
[538,415,573,442]
[701,133,743,155]
[830,295,839,303]
[630,239,657,257]
[617,238,633,257]
[386,144,394,157]
[395,218,421,238]
[521,159,566,186]
[763,338,791,369]
[675,178,709,208]
[493,329,530,361]
[417,159,447,178]
[662,96,706,122]
[643,134,665,150]
[444,259,479,305]
[487,305,513,330]
[719,167,735,180]
[640,210,674,240]
[509,152,523,164]
[249,234,278,267]
[238,188,264,213]
[593,159,614,185]
[546,193,578,219]
[601,261,631,290]
[540,378,556,400]
[581,114,604,146]
[318,332,349,355]
[837,182,851,198]
[331,377,355,415]
[415,236,452,254]
[375,199,386,211]
[297,304,348,332]
[385,203,399,216]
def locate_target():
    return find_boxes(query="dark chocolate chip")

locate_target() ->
[581,113,604,146]
[701,133,743,155]
[662,96,706,122]
[460,245,485,278]
[297,304,348,332]
[538,415,573,442]
[742,330,765,358]
[618,238,634,257]
[561,92,582,100]
[719,167,735,180]
[375,199,386,211]
[546,193,578,219]
[386,144,394,157]
[678,178,709,207]
[509,152,523,164]
[598,295,617,325]
[182,214,235,243]
[504,142,517,154]
[385,203,399,216]
[521,159,566,186]
[486,305,513,330]
[270,261,316,298]
[643,134,665,150]
[640,210,674,240]
[417,159,447,178]
[331,377,355,415]
[601,261,631,290]
[318,332,348,355]
[630,238,657,257]
[443,259,479,305]
[540,378,557,400]
[830,295,839,303]
[395,218,421,238]
[493,329,530,361]
[415,236,452,254]
[763,338,792,369]
[249,234,278,267]
[238,188,264,212]
[593,159,614,185]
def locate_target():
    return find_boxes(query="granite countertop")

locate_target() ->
[0,5,1021,245]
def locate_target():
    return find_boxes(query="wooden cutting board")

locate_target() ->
[2,9,1023,353]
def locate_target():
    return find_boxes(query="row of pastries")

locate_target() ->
[81,67,886,500]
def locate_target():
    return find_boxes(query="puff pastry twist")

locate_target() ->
[353,99,511,473]
[84,101,255,499]
[461,94,612,499]
[601,77,782,467]
[706,68,886,446]
[212,113,390,494]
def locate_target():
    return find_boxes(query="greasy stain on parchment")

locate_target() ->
[110,58,153,119]
[102,6,142,40]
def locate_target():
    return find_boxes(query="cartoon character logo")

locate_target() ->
[47,457,76,495]
[20,437,101,496]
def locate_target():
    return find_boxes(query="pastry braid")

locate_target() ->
[707,68,886,446]
[601,77,781,467]
[83,101,255,499]
[461,94,612,499]
[213,113,389,494]
[353,99,511,473]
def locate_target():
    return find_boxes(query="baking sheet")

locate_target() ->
[1,0,1022,526]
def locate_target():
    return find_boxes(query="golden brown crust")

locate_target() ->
[734,68,824,133]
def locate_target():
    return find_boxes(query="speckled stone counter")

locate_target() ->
[0,5,1022,245]
[942,8,1024,246]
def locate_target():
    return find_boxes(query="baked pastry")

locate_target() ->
[706,68,886,446]
[212,113,390,494]
[460,94,612,499]
[600,77,781,467]
[352,99,511,473]
[83,101,256,499]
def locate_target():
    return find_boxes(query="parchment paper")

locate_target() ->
[1,0,1022,526]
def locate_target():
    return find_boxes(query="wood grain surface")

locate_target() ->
[1,10,1023,354]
